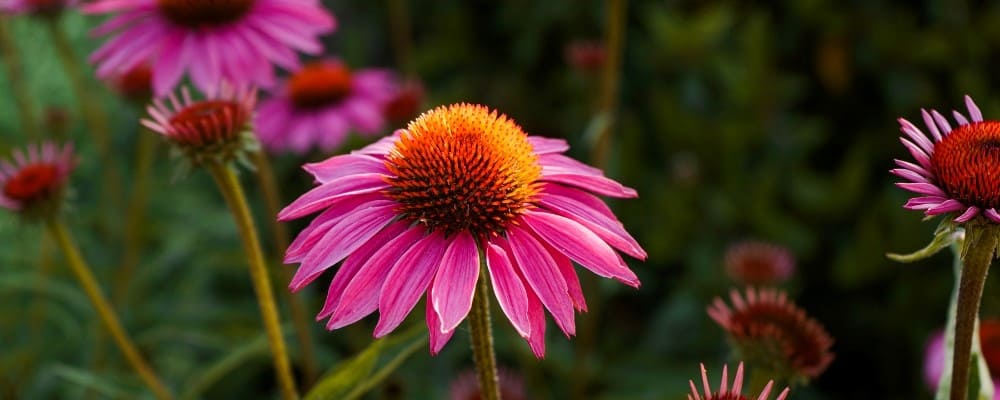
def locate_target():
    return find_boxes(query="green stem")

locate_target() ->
[0,16,40,141]
[252,151,320,387]
[206,161,299,400]
[45,218,173,400]
[589,0,628,169]
[951,225,997,400]
[469,265,501,400]
[45,18,123,212]
[114,129,158,305]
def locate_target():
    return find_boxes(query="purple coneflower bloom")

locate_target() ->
[0,142,74,212]
[142,85,257,165]
[255,59,397,154]
[894,95,1000,223]
[279,103,645,356]
[84,0,335,96]
[688,363,789,400]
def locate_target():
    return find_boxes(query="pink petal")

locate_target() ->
[955,206,980,222]
[539,154,604,176]
[523,211,640,287]
[952,110,969,126]
[506,225,575,337]
[431,232,480,333]
[485,241,531,337]
[890,168,928,183]
[426,293,456,355]
[289,202,396,290]
[893,159,931,177]
[931,110,953,134]
[897,118,934,155]
[966,95,984,122]
[283,191,386,263]
[374,232,449,337]
[925,199,965,215]
[278,173,388,221]
[528,136,570,154]
[985,209,1000,223]
[895,182,946,197]
[921,109,943,142]
[326,226,426,330]
[541,172,638,198]
[303,154,387,184]
[317,220,410,319]
[545,240,587,312]
[539,183,646,259]
[900,138,931,171]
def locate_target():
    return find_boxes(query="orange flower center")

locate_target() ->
[288,63,353,110]
[384,104,542,236]
[4,164,59,202]
[931,121,1000,210]
[157,0,255,28]
[168,100,248,145]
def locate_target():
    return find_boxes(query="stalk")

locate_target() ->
[950,225,997,400]
[469,266,501,400]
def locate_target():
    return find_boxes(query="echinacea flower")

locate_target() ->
[449,368,526,400]
[110,63,153,103]
[383,80,424,125]
[724,241,795,285]
[280,103,646,356]
[924,319,1000,398]
[141,85,258,167]
[894,95,1000,224]
[85,0,335,96]
[0,142,74,217]
[688,362,789,400]
[0,0,76,16]
[255,60,397,154]
[708,287,834,384]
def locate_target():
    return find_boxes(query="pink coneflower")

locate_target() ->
[84,0,335,96]
[0,142,74,215]
[383,80,424,126]
[255,59,397,154]
[1,0,76,16]
[141,85,257,165]
[893,95,1000,223]
[280,103,646,356]
[449,368,526,400]
[924,319,1000,398]
[688,362,789,400]
[110,62,153,103]
[708,287,834,384]
[724,241,795,285]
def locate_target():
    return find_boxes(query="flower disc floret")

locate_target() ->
[0,142,75,218]
[385,103,542,236]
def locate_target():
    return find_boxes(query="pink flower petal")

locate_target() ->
[326,226,426,330]
[426,293,456,355]
[485,241,531,337]
[303,154,388,184]
[966,95,984,122]
[506,225,575,337]
[283,191,386,263]
[541,172,638,198]
[375,232,449,337]
[539,183,646,259]
[895,182,946,197]
[523,211,640,287]
[955,206,980,222]
[921,109,943,142]
[528,136,569,154]
[278,173,388,221]
[925,199,965,215]
[431,232,480,333]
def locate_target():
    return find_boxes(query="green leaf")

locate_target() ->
[49,365,135,399]
[887,224,960,263]
[305,324,427,400]
[179,333,272,400]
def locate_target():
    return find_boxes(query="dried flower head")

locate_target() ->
[724,241,795,285]
[142,85,258,169]
[0,142,75,219]
[708,287,834,384]
[688,362,789,400]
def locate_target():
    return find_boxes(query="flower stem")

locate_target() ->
[469,265,501,400]
[45,18,123,212]
[251,150,320,387]
[0,16,40,140]
[951,225,997,400]
[44,218,173,400]
[114,128,158,305]
[589,0,628,169]
[206,161,299,400]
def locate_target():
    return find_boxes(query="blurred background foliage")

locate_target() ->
[2,0,1000,398]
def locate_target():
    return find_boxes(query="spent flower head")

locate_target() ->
[0,142,75,219]
[280,103,646,356]
[708,287,834,385]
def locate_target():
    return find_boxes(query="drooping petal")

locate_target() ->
[278,173,388,221]
[539,183,646,259]
[375,232,449,337]
[523,211,640,287]
[506,225,576,337]
[303,154,388,184]
[426,293,456,355]
[485,241,531,337]
[431,232,480,333]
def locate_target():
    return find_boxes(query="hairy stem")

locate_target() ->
[951,225,997,400]
[469,266,501,400]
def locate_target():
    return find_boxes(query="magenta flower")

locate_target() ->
[894,95,1000,223]
[688,362,789,400]
[280,103,645,356]
[84,0,335,96]
[255,59,397,154]
[0,142,74,213]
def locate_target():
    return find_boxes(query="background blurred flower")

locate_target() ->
[382,79,424,126]
[255,59,397,154]
[85,0,335,95]
[0,0,76,17]
[924,319,1000,398]
[279,103,645,356]
[688,362,789,400]
[0,142,74,216]
[724,240,795,285]
[893,95,1000,223]
[564,40,607,73]
[109,62,153,104]
[708,287,834,384]
[449,368,526,400]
